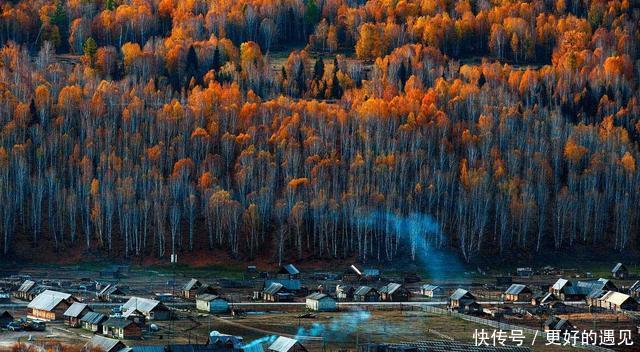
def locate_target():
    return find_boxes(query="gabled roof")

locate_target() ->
[335,285,354,293]
[183,279,202,291]
[0,310,13,319]
[306,292,334,301]
[63,302,90,318]
[18,280,36,293]
[263,282,284,295]
[209,331,244,348]
[103,317,136,328]
[602,291,635,306]
[545,316,574,330]
[280,264,300,276]
[574,278,616,295]
[350,265,363,276]
[354,286,377,296]
[80,311,107,324]
[630,280,640,292]
[84,335,124,352]
[612,263,626,273]
[268,337,303,352]
[197,294,226,302]
[505,284,530,295]
[122,297,165,314]
[379,283,403,295]
[421,284,440,291]
[551,279,570,291]
[99,284,124,296]
[450,288,475,301]
[540,292,556,304]
[28,290,74,311]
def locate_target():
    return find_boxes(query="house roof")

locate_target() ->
[99,284,124,296]
[354,286,377,296]
[602,291,634,306]
[80,311,107,324]
[183,279,202,291]
[209,331,244,348]
[18,280,36,293]
[335,285,353,293]
[63,302,90,318]
[122,297,165,314]
[379,283,403,295]
[0,311,13,319]
[28,290,73,311]
[450,288,475,300]
[264,283,284,295]
[421,284,440,291]
[362,269,380,277]
[104,317,136,328]
[281,264,300,276]
[306,292,334,301]
[350,265,363,276]
[612,263,626,273]
[268,337,302,352]
[551,279,570,291]
[84,335,124,352]
[197,294,225,302]
[540,293,555,304]
[630,280,640,292]
[505,284,530,295]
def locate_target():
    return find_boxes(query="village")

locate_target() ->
[0,263,640,352]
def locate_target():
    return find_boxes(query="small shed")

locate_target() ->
[448,289,476,311]
[379,283,410,302]
[0,311,13,327]
[14,280,38,301]
[353,286,379,302]
[182,279,203,299]
[277,264,301,280]
[63,302,92,327]
[196,294,229,313]
[629,281,640,298]
[612,263,628,279]
[335,285,355,301]
[420,284,444,298]
[268,336,307,352]
[102,317,142,339]
[598,291,638,311]
[503,284,533,302]
[531,292,556,306]
[84,335,127,352]
[209,331,244,349]
[81,311,108,332]
[305,293,337,312]
[97,284,126,302]
[516,267,534,278]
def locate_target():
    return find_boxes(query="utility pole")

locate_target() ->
[170,253,177,342]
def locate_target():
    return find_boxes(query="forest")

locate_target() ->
[0,0,638,263]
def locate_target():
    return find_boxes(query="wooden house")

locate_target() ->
[196,294,229,313]
[268,336,307,352]
[628,281,640,298]
[305,293,337,312]
[80,311,108,332]
[122,297,170,320]
[420,284,444,298]
[14,280,38,301]
[353,286,380,302]
[209,331,244,350]
[531,292,556,306]
[63,302,92,327]
[592,291,638,311]
[335,285,355,301]
[103,317,142,339]
[263,282,294,302]
[27,290,78,321]
[84,335,127,352]
[448,289,476,312]
[612,263,629,279]
[182,279,203,299]
[277,264,301,280]
[97,284,126,302]
[503,284,533,302]
[379,283,410,302]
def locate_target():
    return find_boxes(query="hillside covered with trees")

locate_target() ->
[0,0,638,263]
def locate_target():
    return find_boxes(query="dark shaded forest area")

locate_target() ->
[0,0,638,263]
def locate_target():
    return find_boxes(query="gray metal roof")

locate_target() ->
[306,292,333,301]
[28,290,73,311]
[18,280,36,293]
[421,284,440,291]
[122,297,163,314]
[99,284,124,296]
[551,279,570,291]
[63,302,90,318]
[354,286,377,296]
[183,279,202,291]
[263,282,284,295]
[450,288,474,300]
[84,335,124,352]
[80,311,107,324]
[504,284,530,295]
[379,283,403,295]
[104,317,136,328]
[268,337,302,352]
[281,264,300,276]
[612,263,625,273]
